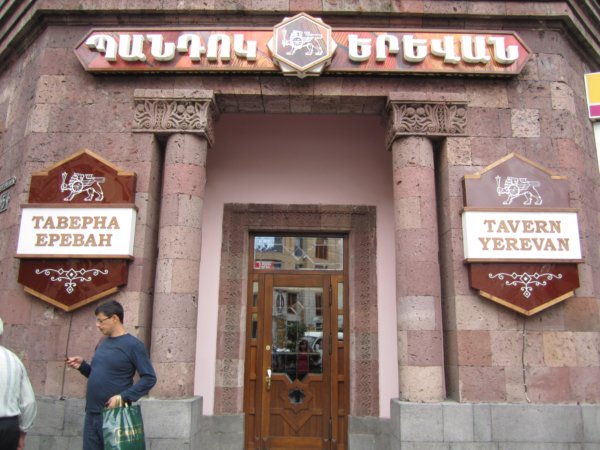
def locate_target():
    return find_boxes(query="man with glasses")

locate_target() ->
[66,299,156,450]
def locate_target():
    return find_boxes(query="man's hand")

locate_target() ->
[17,431,25,450]
[106,395,123,409]
[65,356,83,369]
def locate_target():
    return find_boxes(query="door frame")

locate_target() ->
[244,245,348,449]
[213,204,380,426]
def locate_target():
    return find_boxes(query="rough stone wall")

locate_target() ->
[0,23,163,399]
[438,27,600,403]
[0,0,598,412]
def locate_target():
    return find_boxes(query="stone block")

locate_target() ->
[397,296,437,331]
[396,229,440,262]
[348,434,376,449]
[443,403,474,442]
[511,109,540,138]
[140,397,202,439]
[398,366,445,402]
[458,366,506,402]
[490,404,582,442]
[404,261,441,297]
[466,108,503,138]
[63,398,85,436]
[525,366,570,402]
[565,298,600,332]
[395,197,421,229]
[473,404,492,441]
[152,363,195,398]
[543,331,577,367]
[397,402,443,442]
[161,163,207,197]
[444,137,472,166]
[407,330,444,366]
[457,330,491,366]
[504,366,527,402]
[147,438,191,450]
[551,81,576,113]
[25,104,52,134]
[582,404,600,443]
[157,225,203,260]
[466,80,509,108]
[29,397,65,435]
[151,293,198,328]
[570,367,600,403]
[455,295,499,331]
[35,75,67,104]
[151,326,197,363]
[490,330,523,366]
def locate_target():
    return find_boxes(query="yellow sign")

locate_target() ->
[584,72,600,119]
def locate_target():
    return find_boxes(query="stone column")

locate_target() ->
[133,89,217,397]
[386,96,467,402]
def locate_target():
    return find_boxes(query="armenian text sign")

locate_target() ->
[75,14,530,77]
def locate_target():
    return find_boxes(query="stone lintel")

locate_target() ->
[133,89,218,147]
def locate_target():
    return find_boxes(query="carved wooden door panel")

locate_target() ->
[245,272,347,450]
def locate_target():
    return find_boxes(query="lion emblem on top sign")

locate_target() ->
[495,175,542,206]
[281,29,324,56]
[61,172,105,202]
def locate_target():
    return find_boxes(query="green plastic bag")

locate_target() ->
[102,403,146,450]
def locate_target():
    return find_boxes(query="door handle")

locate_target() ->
[265,368,272,391]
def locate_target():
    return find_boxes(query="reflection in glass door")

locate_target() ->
[263,276,330,449]
[271,286,324,381]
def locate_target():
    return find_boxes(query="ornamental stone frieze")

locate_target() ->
[386,96,467,149]
[133,89,218,146]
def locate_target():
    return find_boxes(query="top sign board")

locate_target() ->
[75,14,530,78]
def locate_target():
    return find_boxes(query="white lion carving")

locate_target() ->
[495,175,542,206]
[282,29,324,56]
[61,172,105,202]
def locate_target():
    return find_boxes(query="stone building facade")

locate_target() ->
[0,1,599,449]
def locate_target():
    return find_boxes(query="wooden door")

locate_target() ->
[245,273,347,450]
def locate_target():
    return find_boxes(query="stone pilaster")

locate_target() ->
[387,97,466,402]
[133,89,217,397]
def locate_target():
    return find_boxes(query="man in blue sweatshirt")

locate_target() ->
[66,300,157,450]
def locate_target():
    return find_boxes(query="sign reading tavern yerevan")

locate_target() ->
[16,150,136,312]
[75,13,530,78]
[462,153,582,316]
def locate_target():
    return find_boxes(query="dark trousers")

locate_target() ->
[83,412,103,450]
[0,416,20,450]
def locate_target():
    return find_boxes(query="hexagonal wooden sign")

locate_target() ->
[267,13,337,78]
[16,149,136,311]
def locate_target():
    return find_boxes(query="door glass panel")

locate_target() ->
[254,236,343,271]
[271,286,323,381]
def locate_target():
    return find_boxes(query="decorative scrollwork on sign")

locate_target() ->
[132,92,217,146]
[386,101,467,149]
[35,267,109,294]
[488,271,563,299]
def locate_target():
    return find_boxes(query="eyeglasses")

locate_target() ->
[96,316,113,324]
